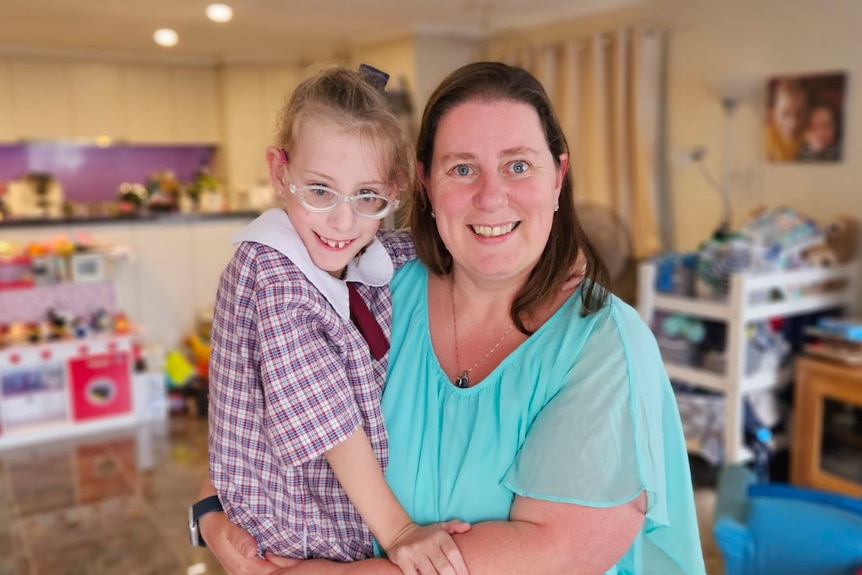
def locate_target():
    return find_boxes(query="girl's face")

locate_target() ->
[805,107,836,151]
[424,99,566,286]
[268,118,393,278]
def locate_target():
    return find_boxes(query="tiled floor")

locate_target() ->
[0,416,724,575]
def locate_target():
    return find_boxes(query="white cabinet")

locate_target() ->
[172,67,219,143]
[123,65,220,144]
[1,59,219,143]
[0,60,14,142]
[638,261,859,463]
[11,61,74,140]
[219,64,301,204]
[122,66,174,143]
[70,63,125,140]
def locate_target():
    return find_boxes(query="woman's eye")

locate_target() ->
[509,161,529,174]
[453,165,473,177]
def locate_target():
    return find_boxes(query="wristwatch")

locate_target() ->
[189,495,223,547]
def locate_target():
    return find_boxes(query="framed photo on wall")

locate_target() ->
[764,71,847,163]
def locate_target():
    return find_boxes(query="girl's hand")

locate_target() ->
[198,511,280,575]
[384,520,471,575]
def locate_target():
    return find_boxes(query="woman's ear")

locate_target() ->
[266,147,288,201]
[415,162,427,188]
[415,161,434,211]
[555,153,569,200]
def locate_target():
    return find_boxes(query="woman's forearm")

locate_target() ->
[282,494,644,575]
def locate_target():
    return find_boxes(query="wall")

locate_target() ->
[414,32,485,114]
[489,0,862,299]
[0,143,213,204]
[350,35,417,104]
[659,0,862,249]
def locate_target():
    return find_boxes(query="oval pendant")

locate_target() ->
[455,372,470,388]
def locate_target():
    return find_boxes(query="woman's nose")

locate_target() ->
[473,172,508,210]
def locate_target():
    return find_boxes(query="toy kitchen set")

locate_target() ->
[0,232,167,451]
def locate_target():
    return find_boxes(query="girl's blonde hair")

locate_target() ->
[275,66,415,198]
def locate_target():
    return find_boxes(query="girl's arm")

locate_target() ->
[324,428,470,575]
[376,228,416,270]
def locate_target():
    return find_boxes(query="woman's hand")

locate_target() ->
[198,511,281,575]
[384,520,471,575]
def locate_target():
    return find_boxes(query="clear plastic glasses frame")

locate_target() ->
[281,162,397,220]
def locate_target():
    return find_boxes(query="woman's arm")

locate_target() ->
[197,477,285,575]
[325,428,470,575]
[271,493,646,575]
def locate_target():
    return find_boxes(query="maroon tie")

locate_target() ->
[347,282,389,361]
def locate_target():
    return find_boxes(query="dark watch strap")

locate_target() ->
[189,495,223,547]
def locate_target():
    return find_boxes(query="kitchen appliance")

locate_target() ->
[4,172,64,219]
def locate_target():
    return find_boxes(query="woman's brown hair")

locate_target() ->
[408,61,609,333]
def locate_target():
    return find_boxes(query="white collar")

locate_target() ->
[231,208,393,321]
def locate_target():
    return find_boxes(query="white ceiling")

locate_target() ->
[0,0,638,64]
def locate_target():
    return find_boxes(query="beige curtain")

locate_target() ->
[497,28,665,259]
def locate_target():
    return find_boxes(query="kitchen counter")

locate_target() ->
[0,211,260,229]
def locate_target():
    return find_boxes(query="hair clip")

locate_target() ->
[358,63,390,93]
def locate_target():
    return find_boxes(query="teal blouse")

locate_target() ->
[380,261,706,574]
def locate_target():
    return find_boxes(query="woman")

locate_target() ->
[199,61,705,574]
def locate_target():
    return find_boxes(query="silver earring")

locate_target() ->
[431,211,436,219]
[553,203,559,212]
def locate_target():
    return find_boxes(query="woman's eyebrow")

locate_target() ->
[500,146,541,157]
[437,152,476,164]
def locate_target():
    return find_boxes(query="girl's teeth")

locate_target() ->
[322,237,349,249]
[472,223,515,237]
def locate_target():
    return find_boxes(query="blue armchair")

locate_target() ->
[713,465,862,575]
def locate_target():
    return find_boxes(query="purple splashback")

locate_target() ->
[0,143,214,203]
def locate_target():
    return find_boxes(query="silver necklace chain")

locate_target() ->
[450,277,514,388]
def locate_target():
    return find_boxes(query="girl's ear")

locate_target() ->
[266,147,288,201]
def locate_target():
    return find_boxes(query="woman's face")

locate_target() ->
[425,99,566,285]
[267,118,390,278]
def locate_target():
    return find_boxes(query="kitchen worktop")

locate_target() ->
[0,210,260,229]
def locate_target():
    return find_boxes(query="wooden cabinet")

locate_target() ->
[11,61,74,140]
[791,356,862,497]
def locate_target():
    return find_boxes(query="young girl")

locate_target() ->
[204,66,469,574]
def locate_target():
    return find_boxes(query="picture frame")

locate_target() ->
[764,71,847,163]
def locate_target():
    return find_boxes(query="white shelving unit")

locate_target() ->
[638,261,859,463]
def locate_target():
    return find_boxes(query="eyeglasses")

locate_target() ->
[282,164,398,220]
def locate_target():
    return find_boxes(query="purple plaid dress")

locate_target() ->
[208,209,414,560]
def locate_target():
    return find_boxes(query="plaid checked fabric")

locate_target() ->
[208,227,415,560]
